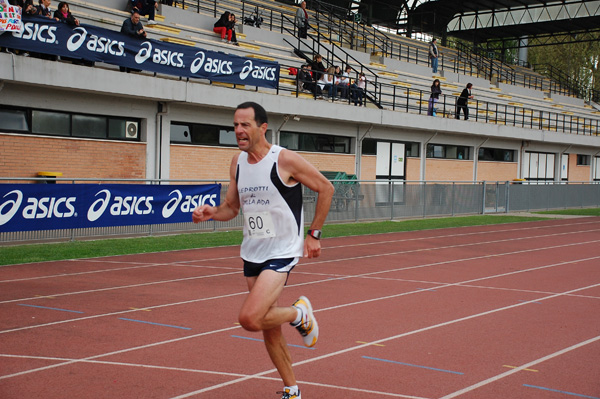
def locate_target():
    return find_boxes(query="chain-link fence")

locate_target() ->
[1,178,599,244]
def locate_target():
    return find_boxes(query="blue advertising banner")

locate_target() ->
[0,183,221,232]
[0,16,279,88]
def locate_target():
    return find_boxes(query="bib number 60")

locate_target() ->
[244,211,276,238]
[248,215,263,230]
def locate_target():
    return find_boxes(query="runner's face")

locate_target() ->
[233,108,265,152]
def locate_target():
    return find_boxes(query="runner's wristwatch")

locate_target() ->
[307,229,322,240]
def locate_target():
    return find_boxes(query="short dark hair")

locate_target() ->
[466,83,473,89]
[236,102,268,126]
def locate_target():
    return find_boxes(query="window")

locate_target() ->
[0,108,29,131]
[426,144,470,160]
[362,139,419,157]
[0,105,140,141]
[73,114,107,138]
[32,110,70,136]
[577,154,590,166]
[170,122,237,147]
[478,147,516,162]
[281,131,351,154]
[406,142,420,157]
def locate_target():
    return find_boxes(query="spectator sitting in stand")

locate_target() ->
[120,11,146,72]
[298,64,322,98]
[336,65,351,100]
[350,72,366,106]
[214,11,234,43]
[228,13,240,46]
[318,66,336,99]
[310,54,326,83]
[53,2,79,26]
[131,0,157,25]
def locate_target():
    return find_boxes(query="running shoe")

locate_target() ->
[291,296,318,347]
[278,388,301,399]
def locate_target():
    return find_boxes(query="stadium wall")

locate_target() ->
[1,36,600,184]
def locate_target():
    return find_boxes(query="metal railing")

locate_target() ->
[172,0,596,103]
[1,178,599,244]
[281,58,600,135]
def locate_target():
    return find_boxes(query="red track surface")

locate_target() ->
[1,218,600,398]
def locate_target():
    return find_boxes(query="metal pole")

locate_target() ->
[495,181,499,212]
[505,181,510,213]
[451,182,455,216]
[422,181,427,218]
[354,182,360,222]
[481,181,486,214]
[390,181,395,220]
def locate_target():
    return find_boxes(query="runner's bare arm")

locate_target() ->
[192,155,241,223]
[278,149,334,258]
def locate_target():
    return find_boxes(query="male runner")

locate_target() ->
[192,102,334,399]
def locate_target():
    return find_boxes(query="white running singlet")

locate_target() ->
[236,145,304,263]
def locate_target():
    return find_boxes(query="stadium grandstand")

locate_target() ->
[1,0,600,241]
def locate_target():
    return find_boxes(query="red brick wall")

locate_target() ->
[568,153,591,182]
[170,145,238,180]
[406,158,421,181]
[0,134,146,179]
[170,145,357,180]
[301,152,356,175]
[426,159,474,181]
[478,161,519,182]
[360,155,376,180]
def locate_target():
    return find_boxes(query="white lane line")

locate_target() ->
[0,354,430,399]
[2,241,599,333]
[0,270,240,305]
[3,257,598,399]
[439,335,600,399]
[2,219,597,279]
[168,280,600,399]
[3,226,599,304]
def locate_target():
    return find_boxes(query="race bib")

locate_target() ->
[244,212,276,238]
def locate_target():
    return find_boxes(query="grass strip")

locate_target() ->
[0,215,550,266]
[534,208,600,216]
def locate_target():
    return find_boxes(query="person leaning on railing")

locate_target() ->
[120,11,146,73]
[428,79,442,116]
[53,2,79,26]
[456,83,474,120]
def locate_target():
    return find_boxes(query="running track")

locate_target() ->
[1,217,599,398]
